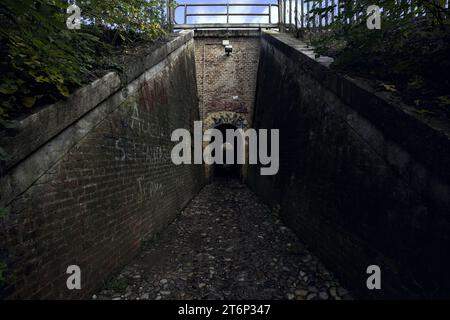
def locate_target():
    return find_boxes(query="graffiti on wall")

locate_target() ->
[203,111,249,131]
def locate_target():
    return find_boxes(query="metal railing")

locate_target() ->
[281,0,450,32]
[170,2,279,29]
[166,1,450,32]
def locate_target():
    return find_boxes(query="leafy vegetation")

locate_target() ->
[0,0,167,130]
[304,0,450,118]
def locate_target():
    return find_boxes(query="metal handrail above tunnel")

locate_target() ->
[171,2,280,29]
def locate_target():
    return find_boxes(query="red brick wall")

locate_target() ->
[194,36,260,124]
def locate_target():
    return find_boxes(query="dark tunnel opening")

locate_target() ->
[211,123,242,182]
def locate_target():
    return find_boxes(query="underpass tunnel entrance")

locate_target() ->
[202,111,250,184]
[212,123,242,181]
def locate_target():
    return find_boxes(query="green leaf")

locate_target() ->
[436,96,450,106]
[0,82,18,95]
[56,84,70,97]
[35,75,50,83]
[22,96,37,108]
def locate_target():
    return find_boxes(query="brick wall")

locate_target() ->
[248,31,450,299]
[0,32,205,299]
[194,31,260,125]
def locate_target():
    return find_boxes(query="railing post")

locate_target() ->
[319,0,323,29]
[278,0,285,31]
[331,0,335,24]
[295,0,298,31]
[306,0,310,29]
[167,0,174,32]
[227,3,230,24]
[184,4,187,24]
[269,4,272,24]
[312,0,316,29]
[289,0,292,28]
[301,0,304,29]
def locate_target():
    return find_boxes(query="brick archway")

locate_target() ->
[203,111,249,131]
[202,111,249,183]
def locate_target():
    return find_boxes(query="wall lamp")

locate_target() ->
[223,40,233,56]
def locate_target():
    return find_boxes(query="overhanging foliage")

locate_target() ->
[304,0,450,117]
[0,0,167,131]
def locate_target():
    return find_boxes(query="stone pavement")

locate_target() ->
[95,178,351,300]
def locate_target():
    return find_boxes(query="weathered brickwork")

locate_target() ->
[193,31,260,182]
[248,32,450,299]
[0,34,204,299]
[4,28,448,301]
[194,33,260,126]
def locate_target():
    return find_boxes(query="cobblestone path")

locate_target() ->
[95,179,351,300]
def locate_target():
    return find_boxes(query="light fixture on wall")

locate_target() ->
[223,40,232,56]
